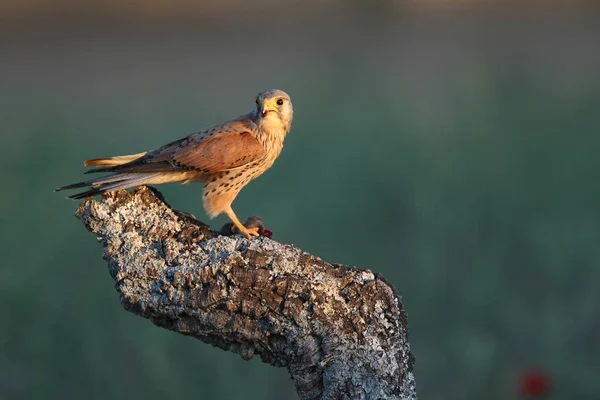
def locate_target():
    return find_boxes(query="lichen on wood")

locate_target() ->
[75,186,417,400]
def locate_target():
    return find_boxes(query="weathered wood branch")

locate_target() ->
[75,187,417,400]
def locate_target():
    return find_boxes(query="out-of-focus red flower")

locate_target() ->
[518,370,551,397]
[263,229,273,238]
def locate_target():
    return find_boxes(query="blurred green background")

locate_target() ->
[1,1,600,399]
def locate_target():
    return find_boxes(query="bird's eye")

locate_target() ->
[276,98,284,106]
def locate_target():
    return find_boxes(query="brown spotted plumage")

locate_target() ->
[56,89,293,239]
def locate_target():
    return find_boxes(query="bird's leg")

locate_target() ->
[224,207,260,240]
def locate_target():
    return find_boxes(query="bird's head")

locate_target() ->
[254,89,293,133]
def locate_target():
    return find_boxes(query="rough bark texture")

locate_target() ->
[75,187,417,400]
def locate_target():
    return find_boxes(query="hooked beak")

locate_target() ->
[261,103,274,118]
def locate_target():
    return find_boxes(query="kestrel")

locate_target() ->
[56,89,293,239]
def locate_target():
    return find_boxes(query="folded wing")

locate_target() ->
[55,119,265,199]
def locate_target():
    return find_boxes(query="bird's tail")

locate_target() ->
[55,172,164,200]
[83,152,146,167]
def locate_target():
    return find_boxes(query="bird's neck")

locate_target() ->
[256,118,287,159]
[258,114,288,134]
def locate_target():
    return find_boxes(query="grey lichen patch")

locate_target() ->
[73,186,417,400]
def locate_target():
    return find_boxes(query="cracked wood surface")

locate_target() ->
[74,187,417,400]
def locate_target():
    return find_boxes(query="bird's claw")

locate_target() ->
[231,225,261,240]
[221,216,265,239]
[228,216,265,239]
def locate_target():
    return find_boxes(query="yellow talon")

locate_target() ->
[224,207,264,240]
[231,224,260,239]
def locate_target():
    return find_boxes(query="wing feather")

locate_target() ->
[171,121,264,173]
[82,119,263,175]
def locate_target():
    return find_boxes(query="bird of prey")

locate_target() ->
[56,89,293,239]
